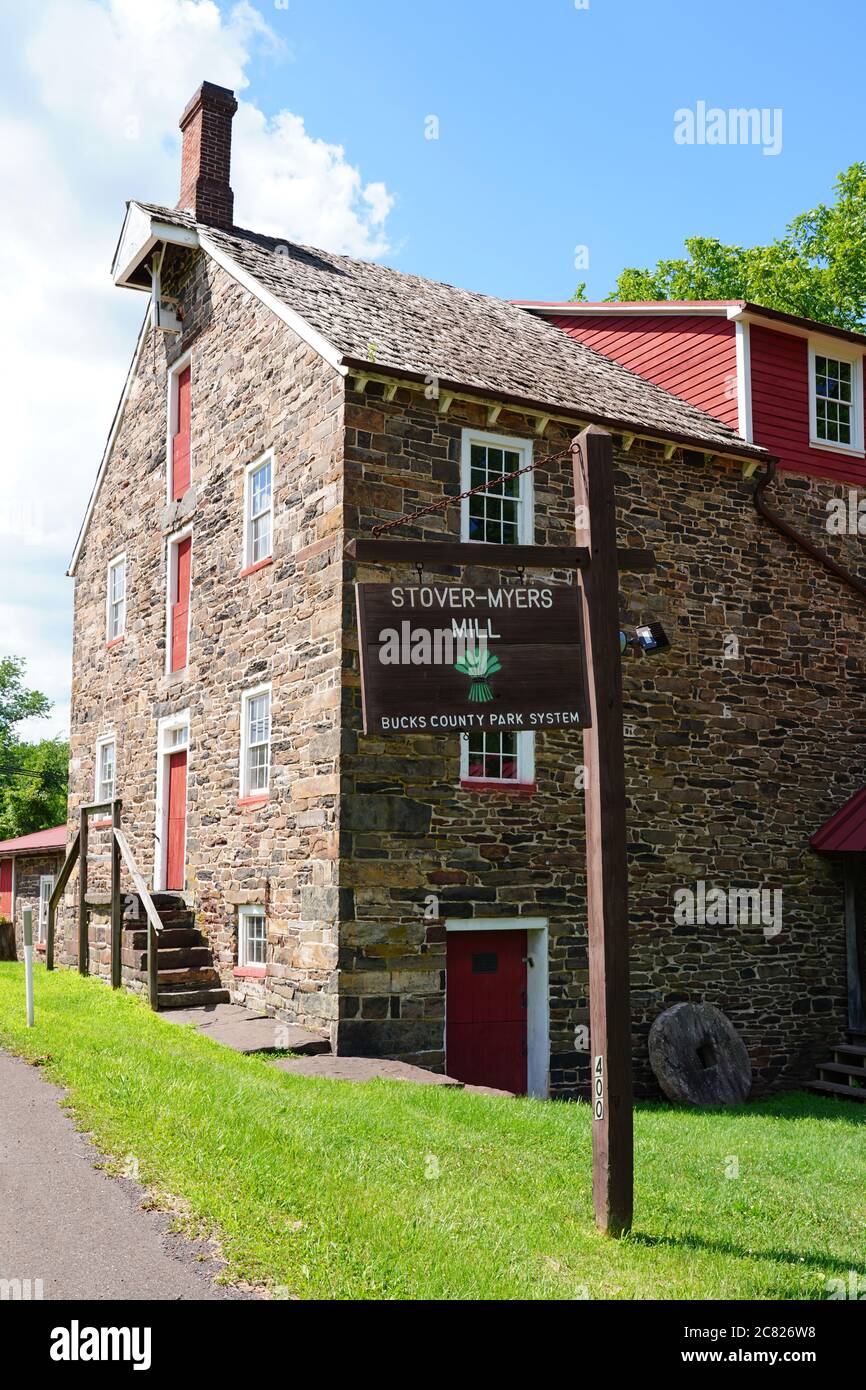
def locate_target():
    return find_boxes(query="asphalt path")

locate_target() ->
[0,1050,251,1300]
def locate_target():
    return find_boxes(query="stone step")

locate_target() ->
[122,946,213,971]
[158,987,231,1009]
[125,927,205,950]
[817,1061,866,1082]
[154,966,223,987]
[810,1079,866,1102]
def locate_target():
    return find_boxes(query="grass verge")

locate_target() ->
[0,964,863,1299]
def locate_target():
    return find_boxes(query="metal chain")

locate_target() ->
[370,443,576,537]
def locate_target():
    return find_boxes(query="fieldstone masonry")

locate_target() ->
[61,243,866,1097]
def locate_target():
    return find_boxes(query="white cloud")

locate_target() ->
[0,0,395,751]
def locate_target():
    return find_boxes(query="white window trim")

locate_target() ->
[460,730,535,785]
[165,349,192,504]
[153,709,190,893]
[105,552,127,642]
[444,916,549,1099]
[239,682,272,799]
[460,429,534,544]
[165,525,193,675]
[242,449,275,569]
[38,874,55,943]
[94,734,116,804]
[808,338,864,457]
[238,905,267,969]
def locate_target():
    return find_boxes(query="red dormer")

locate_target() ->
[517,299,866,484]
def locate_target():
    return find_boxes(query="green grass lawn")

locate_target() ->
[1,964,863,1300]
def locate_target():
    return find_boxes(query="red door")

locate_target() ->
[446,929,528,1093]
[0,860,12,920]
[170,536,191,671]
[165,751,187,891]
[171,365,191,500]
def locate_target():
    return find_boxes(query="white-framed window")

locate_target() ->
[238,906,267,968]
[106,553,127,641]
[244,451,274,567]
[460,429,534,545]
[95,735,116,803]
[808,342,864,454]
[460,730,535,785]
[38,875,55,943]
[240,684,271,798]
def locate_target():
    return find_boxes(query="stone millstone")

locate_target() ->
[648,1003,752,1105]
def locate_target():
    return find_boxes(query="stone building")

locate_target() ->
[0,825,66,958]
[58,81,866,1099]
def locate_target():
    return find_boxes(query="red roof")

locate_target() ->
[810,791,866,853]
[0,824,67,857]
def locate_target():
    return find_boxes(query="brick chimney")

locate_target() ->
[177,81,238,229]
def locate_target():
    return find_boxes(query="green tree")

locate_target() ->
[576,164,866,330]
[0,658,68,839]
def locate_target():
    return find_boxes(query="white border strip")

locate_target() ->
[199,234,347,377]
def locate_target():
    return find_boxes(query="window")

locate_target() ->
[167,532,192,673]
[244,453,273,567]
[461,730,535,786]
[240,685,271,798]
[809,344,863,453]
[168,357,191,501]
[238,906,267,968]
[38,875,55,944]
[95,736,116,803]
[460,430,533,545]
[106,554,126,642]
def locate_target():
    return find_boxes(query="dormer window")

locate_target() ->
[809,343,864,454]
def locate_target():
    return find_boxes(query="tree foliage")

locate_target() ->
[0,658,68,839]
[577,165,866,330]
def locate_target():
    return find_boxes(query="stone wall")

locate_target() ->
[339,380,866,1097]
[63,247,345,1038]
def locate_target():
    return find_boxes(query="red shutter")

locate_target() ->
[171,366,191,500]
[170,536,192,671]
[0,860,12,921]
[166,752,188,891]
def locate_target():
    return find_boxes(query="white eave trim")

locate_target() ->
[516,302,740,318]
[112,203,200,288]
[68,310,150,576]
[734,319,753,443]
[198,234,347,377]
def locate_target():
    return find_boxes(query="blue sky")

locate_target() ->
[1,0,863,740]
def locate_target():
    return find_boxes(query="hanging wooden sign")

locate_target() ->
[355,581,590,735]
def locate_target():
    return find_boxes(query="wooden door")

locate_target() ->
[165,751,187,891]
[171,365,191,500]
[446,929,528,1093]
[170,536,191,671]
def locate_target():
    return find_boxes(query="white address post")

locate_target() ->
[23,906,35,1027]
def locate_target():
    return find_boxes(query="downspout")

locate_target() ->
[753,461,866,602]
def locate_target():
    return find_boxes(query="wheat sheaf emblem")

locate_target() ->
[454,645,502,703]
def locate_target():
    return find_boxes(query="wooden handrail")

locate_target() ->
[112,827,163,1009]
[46,829,80,971]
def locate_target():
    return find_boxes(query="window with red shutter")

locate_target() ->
[170,534,191,672]
[171,365,191,500]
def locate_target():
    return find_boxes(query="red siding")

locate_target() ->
[548,314,739,429]
[0,860,11,920]
[749,324,866,485]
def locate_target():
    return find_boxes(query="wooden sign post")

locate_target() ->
[573,425,634,1237]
